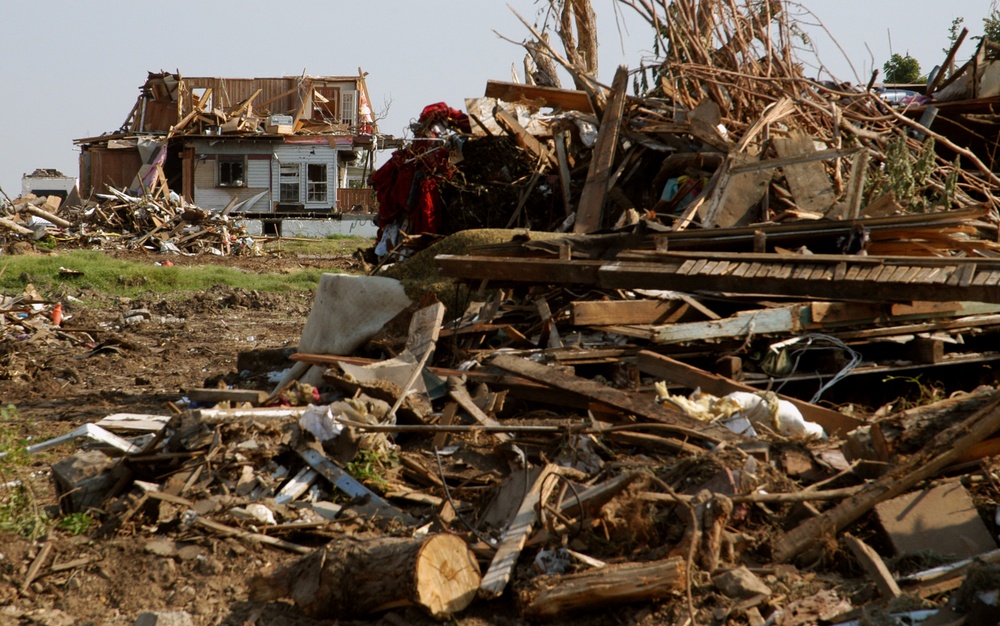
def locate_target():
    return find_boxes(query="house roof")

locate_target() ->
[76,70,382,146]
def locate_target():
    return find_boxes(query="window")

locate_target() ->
[341,92,356,127]
[279,164,300,202]
[218,156,245,187]
[307,163,328,202]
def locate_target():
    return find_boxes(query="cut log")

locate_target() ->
[249,534,480,619]
[520,556,686,618]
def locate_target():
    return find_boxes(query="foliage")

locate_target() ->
[945,16,965,56]
[0,250,328,297]
[985,3,1000,43]
[0,404,51,540]
[883,53,921,84]
[882,374,946,409]
[0,484,51,540]
[346,449,396,491]
[58,512,94,536]
[869,135,949,212]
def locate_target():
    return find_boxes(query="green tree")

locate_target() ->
[883,53,921,83]
[945,16,965,55]
[984,3,1000,43]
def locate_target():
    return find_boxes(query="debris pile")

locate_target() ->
[11,1,1000,625]
[372,0,1000,259]
[1,189,258,256]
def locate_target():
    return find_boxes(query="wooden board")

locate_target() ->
[874,481,997,559]
[636,350,864,438]
[772,131,837,214]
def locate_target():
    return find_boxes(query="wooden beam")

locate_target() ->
[480,464,559,598]
[570,299,691,326]
[484,80,594,113]
[636,350,864,438]
[490,353,741,445]
[494,109,556,168]
[844,533,901,599]
[573,66,629,234]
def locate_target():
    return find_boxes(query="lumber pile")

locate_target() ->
[371,0,1000,264]
[0,189,258,256]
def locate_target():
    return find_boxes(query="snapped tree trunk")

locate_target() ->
[519,556,686,618]
[249,533,481,619]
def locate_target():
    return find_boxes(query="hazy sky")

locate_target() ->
[1,1,995,199]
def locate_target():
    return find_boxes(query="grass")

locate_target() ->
[265,234,373,257]
[0,404,52,540]
[0,249,330,298]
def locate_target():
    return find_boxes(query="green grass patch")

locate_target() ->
[262,234,373,257]
[0,250,327,297]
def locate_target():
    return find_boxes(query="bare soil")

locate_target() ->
[0,250,413,626]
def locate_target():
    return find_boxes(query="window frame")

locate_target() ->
[217,155,247,188]
[306,163,328,203]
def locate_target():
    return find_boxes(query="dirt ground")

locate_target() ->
[0,248,414,626]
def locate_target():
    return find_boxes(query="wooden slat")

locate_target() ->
[732,262,752,277]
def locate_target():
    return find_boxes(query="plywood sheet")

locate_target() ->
[874,480,996,558]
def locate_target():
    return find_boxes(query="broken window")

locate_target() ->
[218,156,245,187]
[307,163,328,202]
[280,164,300,203]
[314,87,340,122]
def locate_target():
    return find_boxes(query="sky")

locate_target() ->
[1,1,996,200]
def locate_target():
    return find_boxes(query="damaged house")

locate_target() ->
[74,71,386,222]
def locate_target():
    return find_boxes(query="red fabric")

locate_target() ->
[372,102,468,238]
[417,102,471,135]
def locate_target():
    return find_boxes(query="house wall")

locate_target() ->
[79,147,143,197]
[272,144,339,211]
[189,140,273,212]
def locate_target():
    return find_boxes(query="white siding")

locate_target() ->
[272,144,339,210]
[247,159,270,189]
[193,156,270,212]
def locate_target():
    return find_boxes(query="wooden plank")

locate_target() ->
[773,395,1000,563]
[844,534,901,599]
[570,299,688,326]
[649,307,798,344]
[480,464,560,598]
[490,354,739,445]
[449,377,511,444]
[495,109,556,168]
[677,259,698,274]
[484,80,594,113]
[187,388,268,405]
[635,350,863,438]
[772,131,837,214]
[573,66,629,234]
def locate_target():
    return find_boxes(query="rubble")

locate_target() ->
[10,0,1000,625]
[0,188,260,257]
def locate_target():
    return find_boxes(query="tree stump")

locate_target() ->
[249,533,480,619]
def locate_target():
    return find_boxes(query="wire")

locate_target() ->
[771,333,862,403]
